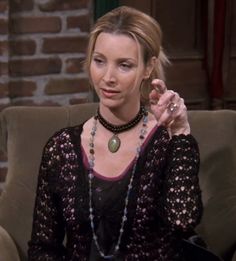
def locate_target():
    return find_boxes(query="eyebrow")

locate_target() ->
[92,52,137,63]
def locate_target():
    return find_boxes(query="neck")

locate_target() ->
[99,103,141,126]
[97,105,145,135]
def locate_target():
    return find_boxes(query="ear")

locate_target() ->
[143,56,157,79]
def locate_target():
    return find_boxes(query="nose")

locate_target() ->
[102,65,116,86]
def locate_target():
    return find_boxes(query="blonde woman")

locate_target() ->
[28,6,203,260]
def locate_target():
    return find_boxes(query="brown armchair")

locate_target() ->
[0,103,236,261]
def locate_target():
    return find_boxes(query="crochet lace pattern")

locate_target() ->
[28,125,203,261]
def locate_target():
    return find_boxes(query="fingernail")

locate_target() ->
[150,100,158,105]
[154,86,165,94]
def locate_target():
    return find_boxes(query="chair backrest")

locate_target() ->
[0,105,235,260]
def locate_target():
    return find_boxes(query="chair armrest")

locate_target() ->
[0,225,20,261]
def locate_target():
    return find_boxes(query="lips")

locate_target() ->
[101,88,120,98]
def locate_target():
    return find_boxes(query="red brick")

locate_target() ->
[0,1,8,13]
[9,80,37,98]
[10,16,61,34]
[43,36,88,54]
[67,15,90,32]
[0,41,8,55]
[0,167,7,182]
[10,0,33,13]
[10,39,36,55]
[0,62,8,75]
[38,0,88,12]
[45,78,89,95]
[0,19,8,34]
[0,82,8,98]
[65,57,85,73]
[9,57,62,77]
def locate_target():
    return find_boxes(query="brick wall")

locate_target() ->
[0,0,93,192]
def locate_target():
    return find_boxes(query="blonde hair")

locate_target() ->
[84,6,169,102]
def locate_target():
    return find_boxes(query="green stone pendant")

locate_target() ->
[108,134,121,153]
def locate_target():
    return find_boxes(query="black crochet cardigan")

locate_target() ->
[28,124,203,261]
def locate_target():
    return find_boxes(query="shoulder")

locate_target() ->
[47,126,80,145]
[81,116,95,132]
[42,124,84,158]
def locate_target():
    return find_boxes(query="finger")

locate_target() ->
[166,94,181,113]
[157,94,182,125]
[158,109,174,127]
[150,90,177,120]
[157,90,176,106]
[149,89,159,104]
[151,79,167,94]
[162,100,187,127]
[171,102,187,121]
[149,79,167,104]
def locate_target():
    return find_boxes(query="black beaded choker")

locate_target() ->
[96,106,145,153]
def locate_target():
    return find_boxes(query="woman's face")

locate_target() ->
[90,32,152,109]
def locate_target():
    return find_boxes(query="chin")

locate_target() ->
[99,98,124,110]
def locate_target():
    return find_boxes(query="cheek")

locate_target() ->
[90,64,101,83]
[121,71,137,83]
[124,73,143,89]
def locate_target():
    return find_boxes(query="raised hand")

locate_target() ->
[149,79,190,136]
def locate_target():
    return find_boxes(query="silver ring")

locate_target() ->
[167,102,178,114]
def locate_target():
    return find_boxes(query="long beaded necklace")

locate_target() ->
[88,107,148,259]
[97,106,145,153]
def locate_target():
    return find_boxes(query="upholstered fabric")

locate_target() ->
[0,225,20,261]
[0,104,235,260]
[188,110,236,259]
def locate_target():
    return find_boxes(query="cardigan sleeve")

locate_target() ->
[28,133,66,261]
[159,134,203,232]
